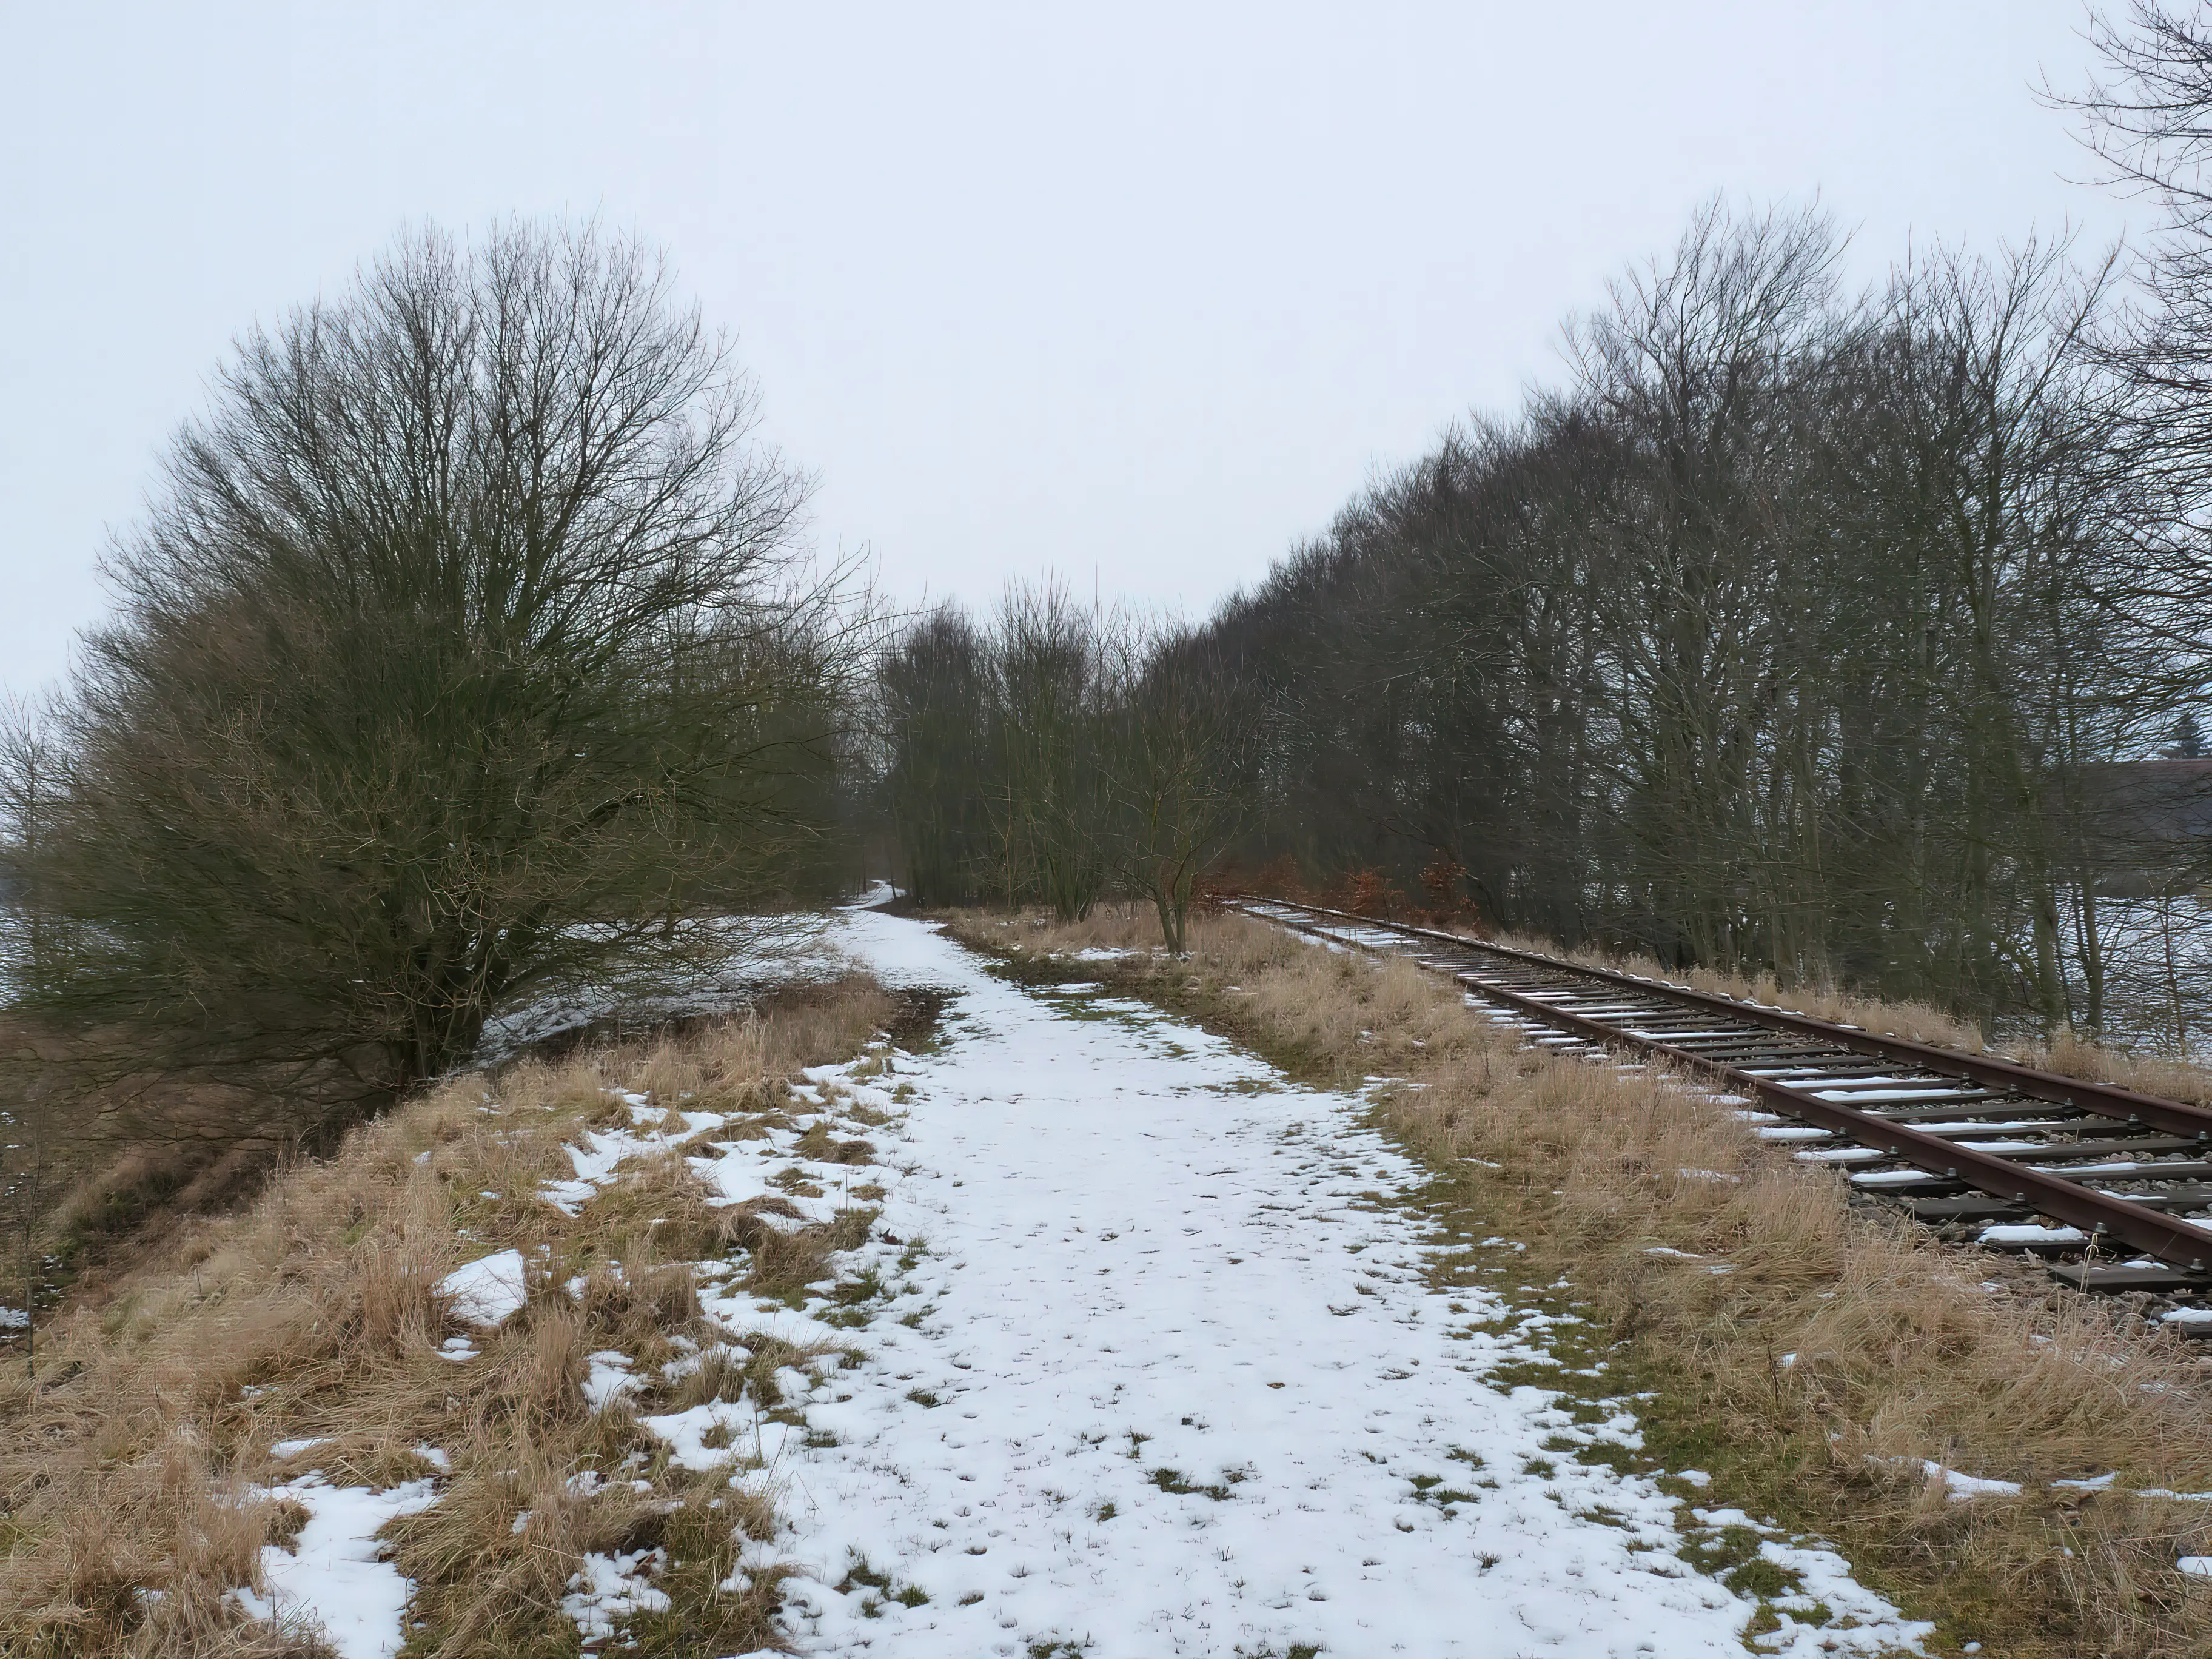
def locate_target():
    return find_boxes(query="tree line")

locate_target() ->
[873,587,1243,953]
[870,7,2212,1047]
[1196,205,2178,1037]
[875,209,2202,1041]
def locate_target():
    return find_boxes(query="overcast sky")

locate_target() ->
[0,2,2151,700]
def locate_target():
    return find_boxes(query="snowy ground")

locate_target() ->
[239,901,1933,1655]
[472,913,850,1067]
[757,908,1930,1657]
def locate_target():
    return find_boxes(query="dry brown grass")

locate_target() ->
[950,904,2212,1658]
[0,973,900,1659]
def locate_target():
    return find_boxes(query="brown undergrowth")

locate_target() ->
[0,973,902,1659]
[950,906,2212,1659]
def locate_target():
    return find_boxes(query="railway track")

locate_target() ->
[1231,894,2212,1306]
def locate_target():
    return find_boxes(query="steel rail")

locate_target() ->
[1230,894,2212,1281]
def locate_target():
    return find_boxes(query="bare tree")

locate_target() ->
[1567,198,1848,971]
[1105,622,1249,954]
[877,607,995,905]
[1,220,856,1120]
[988,581,1111,922]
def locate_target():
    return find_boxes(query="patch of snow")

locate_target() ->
[1677,1168,1740,1184]
[719,1534,789,1595]
[474,913,847,1067]
[659,1339,743,1386]
[233,1474,438,1658]
[434,1249,528,1327]
[636,1404,797,1474]
[2052,1471,2119,1490]
[270,1438,328,1460]
[563,1547,674,1643]
[583,1350,640,1412]
[1874,1457,2023,1501]
[2180,1557,2212,1578]
[772,1361,820,1398]
[435,1336,479,1362]
[1977,1225,2088,1245]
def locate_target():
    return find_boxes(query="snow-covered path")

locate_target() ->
[768,910,1925,1657]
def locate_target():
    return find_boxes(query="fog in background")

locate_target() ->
[0,1,2149,700]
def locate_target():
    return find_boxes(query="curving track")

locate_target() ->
[1231,894,2212,1302]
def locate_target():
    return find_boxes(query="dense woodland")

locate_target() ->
[874,591,1243,953]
